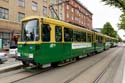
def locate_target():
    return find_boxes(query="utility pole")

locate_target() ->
[49,0,69,20]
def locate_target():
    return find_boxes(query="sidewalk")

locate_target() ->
[0,58,22,73]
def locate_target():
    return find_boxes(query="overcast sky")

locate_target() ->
[79,0,125,40]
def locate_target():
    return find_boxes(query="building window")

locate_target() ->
[72,8,74,12]
[43,0,47,2]
[0,8,9,20]
[71,0,73,5]
[75,17,79,21]
[76,10,78,15]
[43,6,47,17]
[3,0,9,2]
[59,0,63,3]
[67,5,69,10]
[72,16,74,20]
[50,0,56,4]
[0,32,11,49]
[51,10,55,18]
[32,1,38,11]
[59,13,62,20]
[18,0,25,7]
[67,13,69,18]
[18,12,25,22]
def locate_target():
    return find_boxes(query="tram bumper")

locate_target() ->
[16,53,35,64]
[16,56,34,63]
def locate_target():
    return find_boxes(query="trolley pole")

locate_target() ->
[49,0,69,20]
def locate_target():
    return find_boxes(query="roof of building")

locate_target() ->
[75,0,93,15]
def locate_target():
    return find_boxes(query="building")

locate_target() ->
[0,0,92,49]
[64,0,93,30]
[0,0,54,49]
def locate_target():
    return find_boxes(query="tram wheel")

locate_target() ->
[51,62,58,67]
[22,61,29,67]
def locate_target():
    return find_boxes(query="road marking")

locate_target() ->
[123,64,125,83]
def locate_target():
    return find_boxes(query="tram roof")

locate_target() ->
[42,17,94,33]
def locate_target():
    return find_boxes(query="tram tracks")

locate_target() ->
[64,47,122,83]
[93,48,124,83]
[0,47,119,83]
[0,66,53,83]
[11,67,52,83]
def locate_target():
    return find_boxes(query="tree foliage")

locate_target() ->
[101,0,125,11]
[118,35,122,41]
[118,13,125,30]
[101,22,117,37]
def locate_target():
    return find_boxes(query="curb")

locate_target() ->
[0,63,23,73]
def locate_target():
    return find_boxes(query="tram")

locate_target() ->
[17,16,118,66]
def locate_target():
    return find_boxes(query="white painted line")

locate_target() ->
[123,64,125,83]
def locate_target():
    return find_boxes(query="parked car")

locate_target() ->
[0,52,7,64]
[9,45,18,58]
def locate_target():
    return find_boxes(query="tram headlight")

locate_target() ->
[29,54,33,58]
[17,53,21,56]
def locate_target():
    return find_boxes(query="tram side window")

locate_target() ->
[110,39,112,42]
[42,24,51,42]
[64,28,73,42]
[81,32,86,42]
[106,38,110,42]
[55,26,62,42]
[98,36,103,43]
[106,38,108,42]
[87,34,92,42]
[73,31,81,42]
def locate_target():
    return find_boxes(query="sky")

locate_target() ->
[79,0,125,40]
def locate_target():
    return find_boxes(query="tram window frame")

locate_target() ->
[80,32,86,42]
[98,36,103,43]
[109,39,112,42]
[64,27,73,42]
[87,33,92,42]
[42,24,51,42]
[92,34,94,42]
[55,26,62,42]
[96,35,98,43]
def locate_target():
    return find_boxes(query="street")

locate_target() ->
[0,0,124,83]
[0,47,124,83]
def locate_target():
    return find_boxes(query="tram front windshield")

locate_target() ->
[21,19,39,41]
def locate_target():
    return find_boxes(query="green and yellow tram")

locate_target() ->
[17,16,117,66]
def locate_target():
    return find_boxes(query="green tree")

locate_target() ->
[101,22,117,37]
[118,35,122,42]
[101,0,125,11]
[118,13,125,30]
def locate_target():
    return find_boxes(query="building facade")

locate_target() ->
[0,0,54,48]
[64,0,92,30]
[0,0,92,49]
